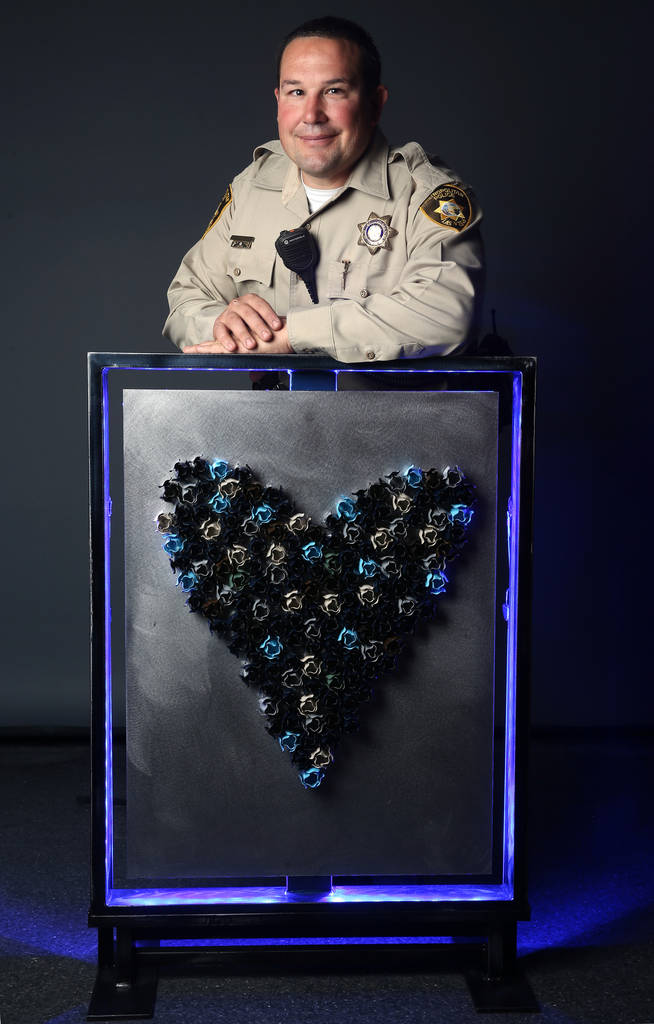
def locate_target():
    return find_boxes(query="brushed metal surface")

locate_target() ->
[121,388,498,879]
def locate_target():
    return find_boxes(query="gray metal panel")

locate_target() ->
[122,388,498,879]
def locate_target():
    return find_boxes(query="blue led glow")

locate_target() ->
[106,882,514,907]
[100,363,523,909]
[101,369,114,902]
[502,371,522,891]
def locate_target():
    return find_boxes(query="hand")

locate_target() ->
[183,294,290,354]
[184,322,291,355]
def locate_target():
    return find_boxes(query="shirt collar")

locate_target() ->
[255,130,391,203]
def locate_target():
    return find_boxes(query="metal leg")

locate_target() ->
[465,922,539,1013]
[87,927,158,1021]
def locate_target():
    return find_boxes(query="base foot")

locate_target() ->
[87,963,158,1021]
[465,967,540,1013]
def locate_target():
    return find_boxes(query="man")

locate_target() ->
[163,17,483,363]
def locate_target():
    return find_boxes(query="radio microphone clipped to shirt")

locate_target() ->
[275,227,319,304]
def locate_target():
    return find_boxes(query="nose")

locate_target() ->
[302,92,327,124]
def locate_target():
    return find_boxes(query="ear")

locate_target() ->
[371,84,389,126]
[274,87,280,105]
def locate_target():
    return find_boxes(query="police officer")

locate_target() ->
[164,17,483,364]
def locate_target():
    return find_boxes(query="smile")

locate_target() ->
[297,134,338,145]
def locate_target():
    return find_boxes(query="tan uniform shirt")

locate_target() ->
[163,132,483,363]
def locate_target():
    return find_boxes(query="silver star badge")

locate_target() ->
[357,212,398,255]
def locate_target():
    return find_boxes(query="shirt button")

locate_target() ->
[233,267,241,277]
[366,350,375,360]
[360,288,369,298]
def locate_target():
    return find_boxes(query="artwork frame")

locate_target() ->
[88,353,537,1017]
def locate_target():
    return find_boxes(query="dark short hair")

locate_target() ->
[276,16,382,96]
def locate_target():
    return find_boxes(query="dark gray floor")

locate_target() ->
[1,735,653,1024]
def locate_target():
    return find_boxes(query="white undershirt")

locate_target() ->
[302,174,340,214]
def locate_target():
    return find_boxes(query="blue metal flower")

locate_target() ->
[209,459,229,480]
[162,534,184,555]
[358,557,378,578]
[335,497,358,521]
[338,627,359,650]
[209,492,231,513]
[252,503,274,524]
[301,541,323,563]
[259,635,283,659]
[406,466,423,488]
[279,731,300,753]
[177,570,199,592]
[425,569,449,595]
[448,504,474,526]
[299,767,325,789]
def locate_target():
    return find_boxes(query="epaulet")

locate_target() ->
[389,143,476,233]
[388,142,453,191]
[245,140,289,190]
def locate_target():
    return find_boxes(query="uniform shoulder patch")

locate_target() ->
[202,184,233,238]
[420,182,472,232]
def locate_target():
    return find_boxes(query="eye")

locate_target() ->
[326,87,344,95]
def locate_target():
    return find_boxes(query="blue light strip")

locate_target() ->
[503,372,522,893]
[101,368,114,902]
[100,364,521,909]
[107,883,513,907]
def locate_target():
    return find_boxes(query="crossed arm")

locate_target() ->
[183,294,292,355]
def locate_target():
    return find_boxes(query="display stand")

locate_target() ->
[88,354,537,1019]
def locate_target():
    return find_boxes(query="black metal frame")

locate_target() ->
[88,354,537,1020]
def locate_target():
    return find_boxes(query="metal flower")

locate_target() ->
[299,767,324,789]
[338,627,359,650]
[301,541,323,563]
[310,747,333,769]
[156,512,175,533]
[200,518,221,540]
[300,654,322,677]
[335,497,358,521]
[281,590,303,613]
[406,466,423,488]
[370,528,392,551]
[259,635,283,659]
[320,593,342,615]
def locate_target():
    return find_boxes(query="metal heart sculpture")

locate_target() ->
[157,460,475,789]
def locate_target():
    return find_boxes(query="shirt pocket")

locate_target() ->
[226,251,275,296]
[326,257,372,301]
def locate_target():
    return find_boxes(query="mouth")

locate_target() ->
[296,134,338,145]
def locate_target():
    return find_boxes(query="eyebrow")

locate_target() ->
[280,77,354,88]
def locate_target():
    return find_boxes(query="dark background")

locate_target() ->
[2,0,650,729]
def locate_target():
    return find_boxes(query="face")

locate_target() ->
[275,36,388,189]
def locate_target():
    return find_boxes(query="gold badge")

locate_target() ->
[357,212,397,254]
[420,183,472,232]
[202,184,233,237]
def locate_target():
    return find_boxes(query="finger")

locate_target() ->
[183,342,224,354]
[236,293,283,332]
[220,311,258,350]
[227,299,273,342]
[213,320,242,353]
